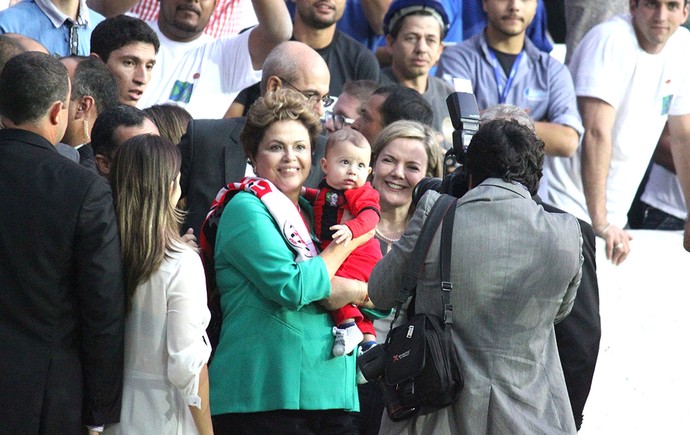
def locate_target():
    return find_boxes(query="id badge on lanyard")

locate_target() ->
[489,49,524,104]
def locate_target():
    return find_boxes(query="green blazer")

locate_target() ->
[209,192,358,415]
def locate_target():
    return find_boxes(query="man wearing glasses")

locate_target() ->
[324,79,378,134]
[278,76,336,114]
[229,0,380,119]
[0,0,103,57]
[178,40,332,237]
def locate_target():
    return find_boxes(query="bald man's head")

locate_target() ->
[260,41,331,115]
[5,33,49,54]
[0,35,24,73]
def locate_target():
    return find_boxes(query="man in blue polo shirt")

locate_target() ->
[436,0,581,164]
[0,0,103,57]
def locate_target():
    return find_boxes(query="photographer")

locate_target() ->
[368,119,584,434]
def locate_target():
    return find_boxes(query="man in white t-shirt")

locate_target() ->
[545,0,690,264]
[137,0,291,119]
[637,124,687,230]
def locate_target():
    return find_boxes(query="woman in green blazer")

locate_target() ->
[209,89,374,433]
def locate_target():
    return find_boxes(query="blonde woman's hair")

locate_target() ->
[371,120,443,178]
[110,134,184,312]
[240,88,322,159]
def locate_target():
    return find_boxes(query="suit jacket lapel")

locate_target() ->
[223,118,249,184]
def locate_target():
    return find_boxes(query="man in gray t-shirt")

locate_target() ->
[378,0,453,148]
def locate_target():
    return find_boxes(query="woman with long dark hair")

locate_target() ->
[105,134,213,434]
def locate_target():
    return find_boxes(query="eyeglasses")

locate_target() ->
[327,111,355,130]
[279,77,334,108]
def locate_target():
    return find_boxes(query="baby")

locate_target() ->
[304,129,383,357]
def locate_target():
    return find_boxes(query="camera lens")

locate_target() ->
[412,177,443,206]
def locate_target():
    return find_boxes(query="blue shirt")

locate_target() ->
[442,0,463,44]
[336,0,385,52]
[0,0,103,57]
[462,0,552,52]
[436,31,583,136]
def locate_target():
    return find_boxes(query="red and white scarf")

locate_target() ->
[201,177,317,265]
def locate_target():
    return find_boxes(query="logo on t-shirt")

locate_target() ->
[661,95,674,116]
[170,80,194,104]
[325,191,339,207]
[523,87,547,101]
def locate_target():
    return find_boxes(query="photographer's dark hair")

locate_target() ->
[465,119,544,195]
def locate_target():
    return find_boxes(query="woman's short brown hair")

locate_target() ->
[240,88,322,160]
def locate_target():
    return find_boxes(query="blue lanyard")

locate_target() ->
[489,49,524,104]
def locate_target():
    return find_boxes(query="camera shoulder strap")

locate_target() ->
[390,194,458,327]
[440,195,457,325]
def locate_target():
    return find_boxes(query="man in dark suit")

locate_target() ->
[60,55,119,173]
[91,104,160,178]
[179,40,332,236]
[0,52,125,434]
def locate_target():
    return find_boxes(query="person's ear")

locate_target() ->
[266,76,282,93]
[75,96,95,120]
[320,157,329,174]
[90,52,102,61]
[367,166,372,176]
[437,40,445,57]
[95,154,110,176]
[48,100,63,126]
[386,34,394,47]
[247,156,258,175]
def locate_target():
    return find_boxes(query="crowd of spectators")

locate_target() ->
[1,0,689,434]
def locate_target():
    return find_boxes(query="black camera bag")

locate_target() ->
[376,194,464,421]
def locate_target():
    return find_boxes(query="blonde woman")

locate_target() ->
[370,120,443,254]
[355,120,444,434]
[105,135,212,434]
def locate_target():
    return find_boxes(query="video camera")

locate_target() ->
[413,91,480,202]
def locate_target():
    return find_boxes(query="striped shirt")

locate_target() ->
[129,0,257,39]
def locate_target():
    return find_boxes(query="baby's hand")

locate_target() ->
[330,224,353,245]
[181,228,199,253]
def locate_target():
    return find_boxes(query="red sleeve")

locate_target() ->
[302,186,319,204]
[342,182,380,238]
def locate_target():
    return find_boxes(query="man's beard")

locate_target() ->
[173,19,202,33]
[298,9,336,30]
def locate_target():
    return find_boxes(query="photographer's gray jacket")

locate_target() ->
[369,180,583,434]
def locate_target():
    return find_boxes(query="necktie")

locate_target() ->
[66,19,78,55]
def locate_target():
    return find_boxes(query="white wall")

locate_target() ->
[579,230,689,434]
